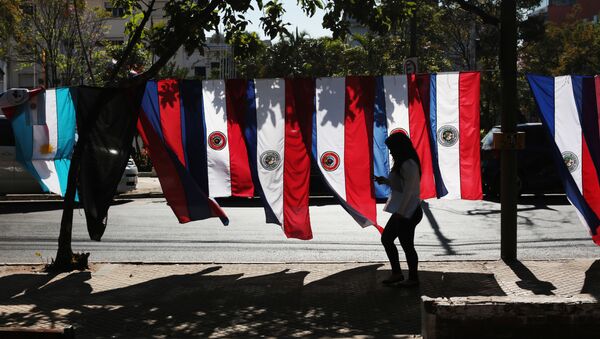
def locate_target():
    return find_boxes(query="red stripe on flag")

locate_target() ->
[226,79,255,197]
[157,79,186,167]
[408,74,436,199]
[345,76,377,224]
[595,76,600,139]
[283,78,313,240]
[137,114,191,223]
[582,137,600,218]
[458,72,482,200]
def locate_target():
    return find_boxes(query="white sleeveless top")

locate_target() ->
[383,159,421,218]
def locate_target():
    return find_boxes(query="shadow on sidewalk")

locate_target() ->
[505,260,556,295]
[581,259,600,298]
[0,264,505,337]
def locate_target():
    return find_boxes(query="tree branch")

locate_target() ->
[451,0,499,26]
[107,0,156,85]
[73,0,95,85]
[128,0,223,86]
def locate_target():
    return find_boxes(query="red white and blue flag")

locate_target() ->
[247,78,314,240]
[426,72,482,200]
[138,79,228,225]
[315,76,381,231]
[528,74,600,245]
[372,75,437,199]
[202,79,254,198]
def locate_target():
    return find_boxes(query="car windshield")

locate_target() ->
[481,127,500,150]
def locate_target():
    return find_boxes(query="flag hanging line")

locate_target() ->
[137,73,482,239]
[0,72,483,241]
[527,74,600,246]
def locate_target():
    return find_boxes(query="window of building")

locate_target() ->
[194,66,206,78]
[104,2,125,17]
[210,62,220,69]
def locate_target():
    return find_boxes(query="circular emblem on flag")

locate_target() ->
[437,125,459,147]
[260,150,281,171]
[320,151,340,172]
[208,131,227,150]
[390,128,409,136]
[562,151,579,173]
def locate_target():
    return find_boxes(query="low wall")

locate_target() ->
[421,295,600,339]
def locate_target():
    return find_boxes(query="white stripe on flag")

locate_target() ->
[554,76,583,191]
[203,80,232,197]
[31,90,62,195]
[255,78,285,224]
[384,75,410,168]
[316,77,346,199]
[436,72,461,199]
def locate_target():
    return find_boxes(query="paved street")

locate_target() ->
[0,193,597,263]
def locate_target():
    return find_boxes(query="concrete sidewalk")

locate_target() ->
[1,259,598,338]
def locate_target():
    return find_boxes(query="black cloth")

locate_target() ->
[71,86,145,241]
[381,205,423,280]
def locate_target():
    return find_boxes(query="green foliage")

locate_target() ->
[0,0,22,58]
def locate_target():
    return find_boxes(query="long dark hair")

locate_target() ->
[385,132,421,176]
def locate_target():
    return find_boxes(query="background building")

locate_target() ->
[536,0,600,24]
[1,0,235,90]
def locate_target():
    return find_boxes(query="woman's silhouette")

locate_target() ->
[375,132,423,286]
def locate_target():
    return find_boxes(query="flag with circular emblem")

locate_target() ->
[314,76,381,232]
[138,79,229,226]
[528,74,600,246]
[247,78,314,240]
[427,72,482,200]
[202,79,254,198]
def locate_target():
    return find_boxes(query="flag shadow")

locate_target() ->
[0,263,505,337]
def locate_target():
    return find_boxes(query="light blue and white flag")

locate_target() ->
[1,88,76,196]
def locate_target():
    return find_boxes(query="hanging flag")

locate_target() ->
[202,79,254,198]
[1,88,75,197]
[73,86,145,240]
[372,74,437,200]
[244,78,313,240]
[527,74,600,246]
[138,79,228,225]
[428,72,482,200]
[314,76,380,231]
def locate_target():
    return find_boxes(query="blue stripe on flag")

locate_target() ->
[141,81,164,141]
[180,79,209,194]
[55,88,75,158]
[429,74,448,197]
[373,76,390,199]
[55,88,76,196]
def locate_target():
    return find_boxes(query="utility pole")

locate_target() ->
[499,0,518,261]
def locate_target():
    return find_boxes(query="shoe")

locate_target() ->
[394,279,419,287]
[382,273,404,285]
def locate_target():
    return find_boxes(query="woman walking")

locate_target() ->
[375,132,423,287]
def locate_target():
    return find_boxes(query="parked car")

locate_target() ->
[0,117,138,195]
[480,122,563,196]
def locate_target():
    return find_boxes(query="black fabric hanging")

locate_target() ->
[71,86,145,241]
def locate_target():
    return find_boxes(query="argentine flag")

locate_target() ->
[0,88,75,197]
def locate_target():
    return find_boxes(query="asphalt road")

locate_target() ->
[0,196,597,263]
